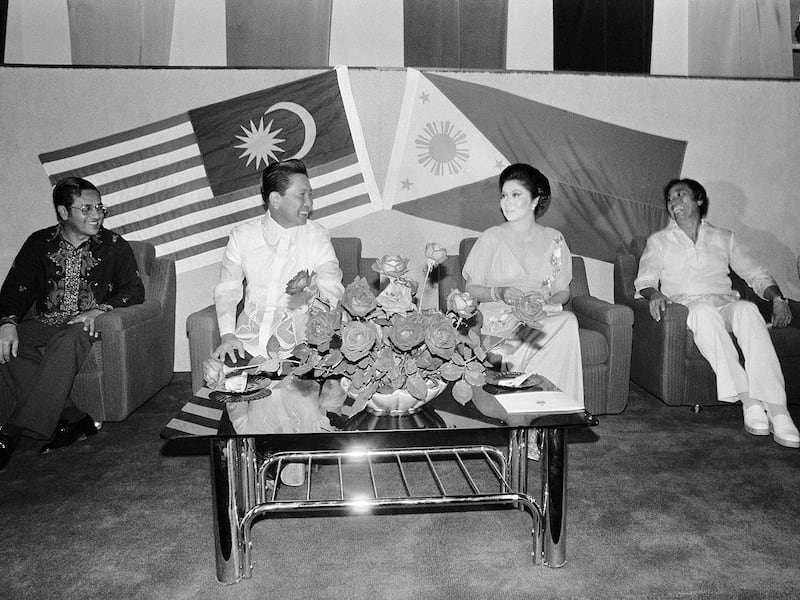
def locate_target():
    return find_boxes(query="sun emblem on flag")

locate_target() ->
[415,121,469,176]
[234,117,286,170]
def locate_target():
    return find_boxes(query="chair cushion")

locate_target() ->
[578,328,608,366]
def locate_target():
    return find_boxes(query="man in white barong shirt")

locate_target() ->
[213,159,344,362]
[635,178,798,448]
[212,161,346,484]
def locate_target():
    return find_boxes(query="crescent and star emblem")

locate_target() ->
[234,101,318,170]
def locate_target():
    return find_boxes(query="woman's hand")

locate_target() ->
[500,287,525,305]
[213,333,245,364]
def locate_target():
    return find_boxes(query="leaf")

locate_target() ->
[321,349,343,368]
[452,379,474,405]
[450,352,465,366]
[463,368,486,387]
[474,346,487,362]
[405,374,428,400]
[467,329,481,346]
[356,381,379,403]
[439,362,464,382]
[293,362,314,376]
[266,335,282,356]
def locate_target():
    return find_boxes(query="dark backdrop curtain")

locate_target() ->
[553,0,654,73]
[226,0,331,67]
[404,0,507,68]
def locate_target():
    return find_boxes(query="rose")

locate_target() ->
[513,292,546,328]
[305,309,340,346]
[202,357,226,389]
[425,314,457,359]
[340,321,377,362]
[376,279,414,315]
[341,276,377,318]
[424,242,447,268]
[371,255,410,279]
[388,314,427,351]
[285,269,316,295]
[446,289,478,319]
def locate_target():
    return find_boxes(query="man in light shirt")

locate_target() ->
[635,178,798,448]
[212,159,345,484]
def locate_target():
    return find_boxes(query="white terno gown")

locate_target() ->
[462,225,584,404]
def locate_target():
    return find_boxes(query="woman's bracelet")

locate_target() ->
[490,287,501,302]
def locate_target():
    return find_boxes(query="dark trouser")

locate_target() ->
[0,319,93,439]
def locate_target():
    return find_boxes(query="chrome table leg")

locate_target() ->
[541,427,568,567]
[210,437,257,583]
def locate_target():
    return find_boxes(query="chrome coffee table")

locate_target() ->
[162,379,596,584]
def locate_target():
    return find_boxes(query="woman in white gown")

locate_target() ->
[462,163,584,404]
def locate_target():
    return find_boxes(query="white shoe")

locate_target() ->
[768,414,800,449]
[280,463,305,486]
[742,404,769,436]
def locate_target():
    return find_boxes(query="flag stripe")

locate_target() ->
[103,179,213,221]
[39,114,192,164]
[43,134,199,184]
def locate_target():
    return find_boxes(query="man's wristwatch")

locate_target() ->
[0,315,18,327]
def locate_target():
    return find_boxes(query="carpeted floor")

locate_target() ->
[1,373,799,600]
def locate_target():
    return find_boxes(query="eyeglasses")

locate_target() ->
[69,203,108,216]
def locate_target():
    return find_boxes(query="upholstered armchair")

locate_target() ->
[186,237,363,395]
[437,238,634,415]
[71,240,176,421]
[613,237,800,407]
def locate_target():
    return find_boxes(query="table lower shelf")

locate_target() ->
[235,445,544,579]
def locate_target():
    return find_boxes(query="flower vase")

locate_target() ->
[342,378,447,417]
[366,380,447,416]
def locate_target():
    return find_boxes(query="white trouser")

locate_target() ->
[685,299,785,406]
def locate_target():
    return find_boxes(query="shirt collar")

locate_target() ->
[263,212,303,247]
[48,223,103,248]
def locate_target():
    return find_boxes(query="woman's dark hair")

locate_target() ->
[499,163,552,218]
[52,177,100,221]
[663,178,708,218]
[260,159,308,205]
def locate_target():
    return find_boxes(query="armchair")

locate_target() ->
[71,240,176,421]
[613,237,800,407]
[438,238,633,415]
[186,237,363,395]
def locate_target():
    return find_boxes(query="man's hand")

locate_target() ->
[645,290,671,322]
[68,308,105,338]
[0,323,18,363]
[213,333,245,364]
[771,298,792,329]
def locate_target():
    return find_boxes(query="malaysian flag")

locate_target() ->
[38,67,380,274]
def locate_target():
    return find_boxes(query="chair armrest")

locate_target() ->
[571,295,633,329]
[572,296,633,409]
[186,304,219,333]
[187,305,221,394]
[95,301,163,331]
[628,299,691,403]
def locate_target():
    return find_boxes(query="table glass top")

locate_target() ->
[162,376,595,441]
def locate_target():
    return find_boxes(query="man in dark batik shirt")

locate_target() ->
[0,177,144,469]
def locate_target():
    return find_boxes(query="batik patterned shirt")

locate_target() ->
[0,225,145,327]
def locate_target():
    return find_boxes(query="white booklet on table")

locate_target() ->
[496,390,585,415]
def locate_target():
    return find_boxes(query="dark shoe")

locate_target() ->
[0,429,20,470]
[39,415,99,455]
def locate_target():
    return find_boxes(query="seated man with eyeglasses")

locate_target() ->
[0,177,144,470]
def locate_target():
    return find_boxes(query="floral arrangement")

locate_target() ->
[283,243,493,405]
